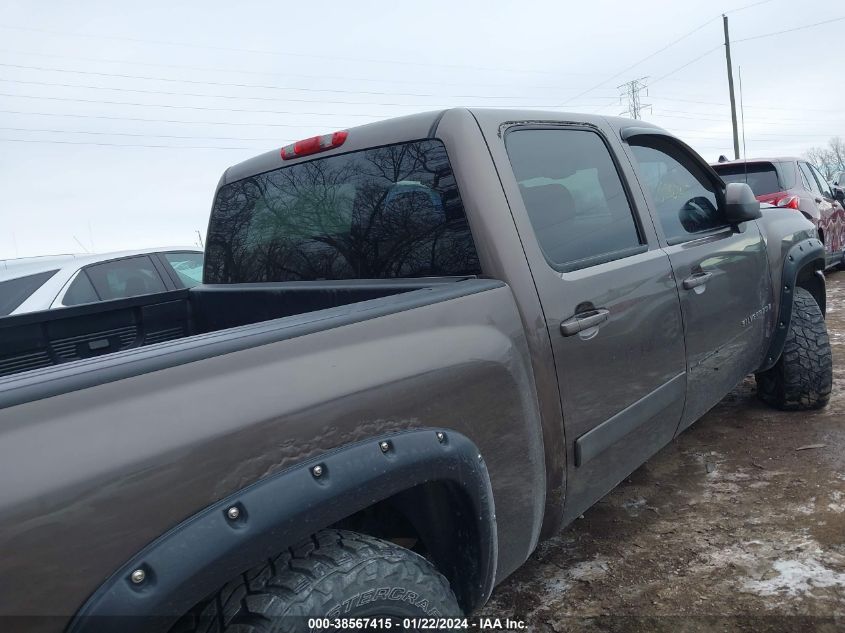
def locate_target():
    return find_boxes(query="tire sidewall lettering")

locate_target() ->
[326,587,443,617]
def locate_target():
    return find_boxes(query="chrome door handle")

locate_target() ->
[560,309,610,337]
[682,271,712,290]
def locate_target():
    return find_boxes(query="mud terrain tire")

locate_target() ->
[756,287,832,410]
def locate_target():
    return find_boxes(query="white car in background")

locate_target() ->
[0,247,203,316]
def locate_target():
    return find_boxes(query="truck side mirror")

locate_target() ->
[835,188,845,203]
[724,182,761,224]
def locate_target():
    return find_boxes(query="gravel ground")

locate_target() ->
[484,272,845,633]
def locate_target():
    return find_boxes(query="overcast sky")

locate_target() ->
[1,0,843,258]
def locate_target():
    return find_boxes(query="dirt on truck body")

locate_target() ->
[0,108,833,633]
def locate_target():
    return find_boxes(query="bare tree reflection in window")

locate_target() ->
[204,140,480,283]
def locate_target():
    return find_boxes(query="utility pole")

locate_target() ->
[618,77,651,120]
[723,14,740,160]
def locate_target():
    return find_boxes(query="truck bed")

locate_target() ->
[0,278,469,381]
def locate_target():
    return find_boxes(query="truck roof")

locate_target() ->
[0,246,200,281]
[218,108,666,188]
[712,157,799,167]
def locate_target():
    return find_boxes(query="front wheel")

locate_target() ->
[171,530,461,633]
[755,287,832,410]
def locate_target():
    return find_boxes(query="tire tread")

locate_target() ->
[170,530,459,633]
[756,287,832,410]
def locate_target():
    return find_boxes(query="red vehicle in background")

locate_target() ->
[713,157,845,268]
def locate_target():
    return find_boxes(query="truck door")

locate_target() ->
[623,131,771,432]
[502,125,687,522]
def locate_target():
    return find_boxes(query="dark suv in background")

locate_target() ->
[713,158,845,268]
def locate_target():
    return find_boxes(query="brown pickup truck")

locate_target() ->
[0,108,832,633]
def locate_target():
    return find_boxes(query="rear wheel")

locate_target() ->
[755,287,832,410]
[171,530,461,633]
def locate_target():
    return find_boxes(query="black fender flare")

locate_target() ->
[66,429,497,633]
[758,237,825,372]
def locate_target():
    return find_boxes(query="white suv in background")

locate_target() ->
[0,247,203,316]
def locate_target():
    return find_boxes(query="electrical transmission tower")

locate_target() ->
[618,77,651,119]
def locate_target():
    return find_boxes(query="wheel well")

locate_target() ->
[331,480,483,612]
[796,262,825,316]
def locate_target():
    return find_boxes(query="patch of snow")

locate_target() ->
[743,559,845,597]
[794,498,816,515]
[568,558,610,582]
[717,471,753,482]
[827,490,844,513]
[541,576,572,595]
[621,497,647,516]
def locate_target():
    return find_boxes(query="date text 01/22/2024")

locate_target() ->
[307,618,527,630]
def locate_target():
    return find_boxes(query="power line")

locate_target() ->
[733,15,845,42]
[0,109,338,129]
[723,0,778,13]
[650,93,845,115]
[0,92,391,118]
[0,126,287,142]
[0,77,612,109]
[671,128,840,138]
[647,14,845,89]
[0,137,264,150]
[0,61,619,102]
[707,101,838,114]
[557,1,777,106]
[0,48,605,91]
[652,106,845,123]
[560,15,721,105]
[650,111,731,122]
[0,23,584,77]
[648,46,722,85]
[29,107,834,139]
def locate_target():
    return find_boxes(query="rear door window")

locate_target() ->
[713,163,780,196]
[205,140,480,283]
[0,269,58,315]
[84,256,168,300]
[505,128,643,270]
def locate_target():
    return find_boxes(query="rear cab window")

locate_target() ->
[504,128,644,271]
[204,139,480,283]
[713,162,781,196]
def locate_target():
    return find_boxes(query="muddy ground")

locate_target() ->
[484,274,845,632]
